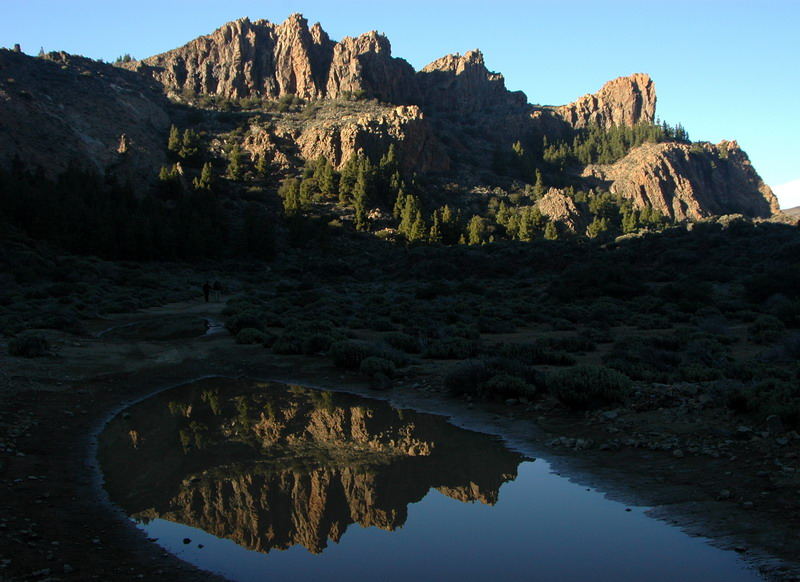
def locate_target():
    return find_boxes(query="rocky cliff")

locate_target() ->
[240,102,449,174]
[584,140,779,220]
[0,49,170,179]
[418,50,527,114]
[131,15,417,104]
[554,73,656,129]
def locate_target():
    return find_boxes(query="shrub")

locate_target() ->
[226,310,266,335]
[495,342,576,366]
[727,379,800,428]
[444,360,489,396]
[271,334,305,354]
[679,364,723,382]
[484,357,543,388]
[547,365,632,410]
[538,335,596,353]
[749,315,786,344]
[367,318,395,332]
[425,337,479,359]
[383,332,422,354]
[360,357,396,378]
[482,374,536,399]
[8,332,49,358]
[329,340,406,369]
[302,333,335,354]
[235,328,273,346]
[477,317,516,334]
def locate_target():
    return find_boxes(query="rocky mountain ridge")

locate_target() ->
[0,14,782,235]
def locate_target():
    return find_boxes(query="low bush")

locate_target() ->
[443,360,489,396]
[538,335,596,353]
[424,337,479,359]
[8,332,49,358]
[329,340,406,369]
[359,357,396,378]
[482,374,536,399]
[383,332,422,353]
[226,310,266,335]
[235,328,273,346]
[547,365,632,410]
[484,357,543,387]
[749,315,786,344]
[495,342,576,366]
[727,379,800,428]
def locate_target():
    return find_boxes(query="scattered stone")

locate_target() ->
[718,489,732,500]
[673,449,685,458]
[505,398,518,406]
[766,415,784,437]
[63,564,74,574]
[602,410,619,420]
[182,538,191,544]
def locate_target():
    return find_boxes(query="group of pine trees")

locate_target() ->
[543,121,690,168]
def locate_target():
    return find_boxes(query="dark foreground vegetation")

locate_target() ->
[4,207,799,432]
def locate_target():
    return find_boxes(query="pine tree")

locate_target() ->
[586,216,609,239]
[533,169,545,199]
[179,129,201,162]
[193,162,214,191]
[429,211,442,243]
[409,210,426,242]
[315,157,337,198]
[255,154,269,179]
[392,188,406,220]
[338,154,360,203]
[544,221,558,240]
[399,194,420,236]
[300,177,318,205]
[467,215,486,245]
[226,145,243,180]
[278,178,302,215]
[622,210,639,234]
[352,170,369,231]
[167,125,181,155]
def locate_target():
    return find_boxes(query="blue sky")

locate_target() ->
[2,0,798,203]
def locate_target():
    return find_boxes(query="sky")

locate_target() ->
[2,0,799,207]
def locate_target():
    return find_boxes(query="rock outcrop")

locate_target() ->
[325,32,418,104]
[417,50,528,114]
[584,141,779,220]
[131,15,417,104]
[132,15,333,100]
[240,102,449,174]
[289,104,449,173]
[0,50,170,180]
[554,73,656,129]
[537,188,584,231]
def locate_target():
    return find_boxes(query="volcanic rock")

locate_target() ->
[554,73,656,129]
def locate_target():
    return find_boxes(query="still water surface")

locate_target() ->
[98,378,761,581]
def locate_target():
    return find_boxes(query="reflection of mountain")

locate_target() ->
[99,379,526,554]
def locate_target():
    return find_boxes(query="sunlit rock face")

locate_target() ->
[99,379,524,554]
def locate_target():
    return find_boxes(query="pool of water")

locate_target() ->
[98,378,761,581]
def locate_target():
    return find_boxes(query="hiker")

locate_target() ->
[212,280,223,302]
[202,282,211,303]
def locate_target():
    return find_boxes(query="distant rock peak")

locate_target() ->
[555,73,657,129]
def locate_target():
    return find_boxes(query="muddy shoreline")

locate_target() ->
[1,301,799,581]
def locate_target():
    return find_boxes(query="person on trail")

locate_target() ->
[202,282,211,303]
[212,280,222,302]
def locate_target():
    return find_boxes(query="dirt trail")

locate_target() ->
[1,299,799,581]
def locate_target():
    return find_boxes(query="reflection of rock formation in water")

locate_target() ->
[99,379,525,554]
